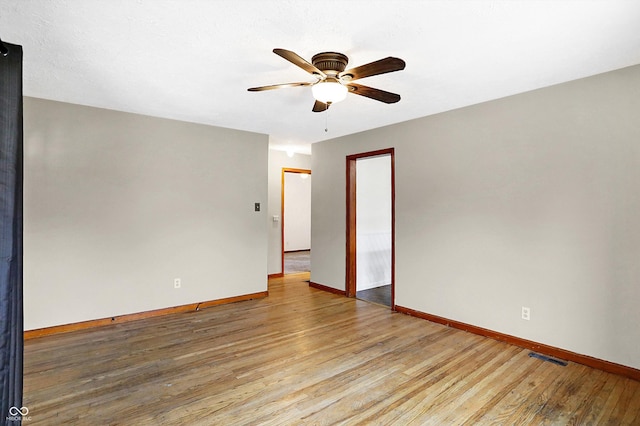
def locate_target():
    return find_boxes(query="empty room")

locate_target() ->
[1,1,640,424]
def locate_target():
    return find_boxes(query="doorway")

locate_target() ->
[282,168,312,274]
[346,148,395,309]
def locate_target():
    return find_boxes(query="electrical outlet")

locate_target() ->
[521,306,530,321]
[174,278,181,289]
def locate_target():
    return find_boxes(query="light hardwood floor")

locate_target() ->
[24,274,640,425]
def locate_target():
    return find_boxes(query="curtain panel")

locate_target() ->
[0,42,24,425]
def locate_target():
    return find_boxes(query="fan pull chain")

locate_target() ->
[325,102,330,132]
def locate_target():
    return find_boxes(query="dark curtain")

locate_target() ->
[0,42,24,425]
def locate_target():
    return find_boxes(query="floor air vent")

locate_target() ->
[528,352,568,366]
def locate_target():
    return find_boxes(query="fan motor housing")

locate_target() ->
[311,52,348,75]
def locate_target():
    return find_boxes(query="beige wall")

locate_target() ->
[267,149,311,275]
[24,98,269,330]
[311,65,640,369]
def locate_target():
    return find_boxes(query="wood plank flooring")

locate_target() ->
[24,274,640,425]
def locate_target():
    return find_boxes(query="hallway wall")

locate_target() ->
[356,155,392,290]
[284,172,311,252]
[267,149,311,275]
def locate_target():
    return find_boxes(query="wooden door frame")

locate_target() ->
[281,168,312,275]
[346,148,395,309]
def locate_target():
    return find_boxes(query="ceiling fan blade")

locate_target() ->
[248,82,312,92]
[312,100,329,113]
[340,57,405,81]
[274,48,326,78]
[346,83,401,103]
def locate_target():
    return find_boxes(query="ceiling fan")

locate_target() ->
[248,48,406,112]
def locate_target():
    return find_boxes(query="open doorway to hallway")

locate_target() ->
[346,149,395,308]
[282,168,311,274]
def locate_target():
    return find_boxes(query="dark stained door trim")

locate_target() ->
[345,148,395,309]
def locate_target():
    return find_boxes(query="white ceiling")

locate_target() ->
[3,1,640,154]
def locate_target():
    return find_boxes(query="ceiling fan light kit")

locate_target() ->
[248,48,405,112]
[312,79,348,104]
